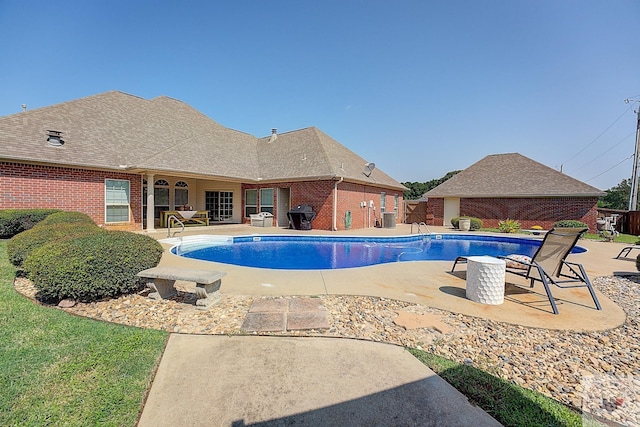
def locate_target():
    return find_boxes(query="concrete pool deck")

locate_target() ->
[148,223,629,331]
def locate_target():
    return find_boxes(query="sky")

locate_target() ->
[1,0,639,190]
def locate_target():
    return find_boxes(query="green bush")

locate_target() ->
[37,211,95,226]
[0,209,60,238]
[24,231,164,302]
[451,217,483,230]
[498,218,521,233]
[553,220,588,229]
[8,222,100,267]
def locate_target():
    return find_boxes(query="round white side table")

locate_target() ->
[465,256,506,305]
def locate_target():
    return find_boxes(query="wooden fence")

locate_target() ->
[404,201,434,224]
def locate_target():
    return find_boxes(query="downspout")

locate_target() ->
[332,176,344,231]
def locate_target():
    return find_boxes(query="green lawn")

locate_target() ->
[0,241,167,427]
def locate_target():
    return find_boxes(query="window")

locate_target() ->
[154,179,170,219]
[174,181,189,207]
[105,179,130,223]
[245,189,257,217]
[260,188,274,214]
[380,192,386,212]
[394,194,399,218]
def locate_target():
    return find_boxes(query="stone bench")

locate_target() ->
[136,266,226,310]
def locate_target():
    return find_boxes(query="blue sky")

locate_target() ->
[1,0,638,190]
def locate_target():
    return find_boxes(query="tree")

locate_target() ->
[598,179,632,210]
[402,170,461,200]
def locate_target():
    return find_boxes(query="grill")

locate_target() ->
[287,204,316,230]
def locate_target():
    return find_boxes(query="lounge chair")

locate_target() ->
[452,227,601,315]
[615,245,640,259]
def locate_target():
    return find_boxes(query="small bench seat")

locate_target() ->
[137,266,226,310]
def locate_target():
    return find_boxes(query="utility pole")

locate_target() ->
[627,99,640,211]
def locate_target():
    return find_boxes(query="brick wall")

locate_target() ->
[243,180,403,231]
[427,197,599,231]
[1,162,142,230]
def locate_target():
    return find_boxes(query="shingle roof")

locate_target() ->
[256,127,405,189]
[423,153,605,198]
[0,91,405,190]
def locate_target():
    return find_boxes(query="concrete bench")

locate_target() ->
[136,266,226,310]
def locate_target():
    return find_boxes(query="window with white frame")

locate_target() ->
[260,188,274,214]
[154,179,170,219]
[245,189,257,217]
[394,194,399,218]
[105,179,130,223]
[174,181,189,207]
[380,191,386,212]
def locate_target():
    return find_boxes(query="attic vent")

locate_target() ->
[46,130,64,147]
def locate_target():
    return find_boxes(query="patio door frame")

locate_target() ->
[205,190,234,222]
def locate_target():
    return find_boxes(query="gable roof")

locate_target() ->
[0,91,405,190]
[424,153,605,198]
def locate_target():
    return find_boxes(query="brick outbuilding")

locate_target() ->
[423,153,605,231]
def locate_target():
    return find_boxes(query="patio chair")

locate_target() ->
[615,245,640,259]
[452,227,601,315]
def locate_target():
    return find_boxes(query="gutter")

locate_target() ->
[332,176,344,231]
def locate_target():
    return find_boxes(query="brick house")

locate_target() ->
[0,91,405,231]
[423,153,605,231]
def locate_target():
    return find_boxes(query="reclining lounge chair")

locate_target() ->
[452,227,601,315]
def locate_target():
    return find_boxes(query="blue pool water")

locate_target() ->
[172,234,586,270]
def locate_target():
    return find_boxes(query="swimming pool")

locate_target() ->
[171,234,586,270]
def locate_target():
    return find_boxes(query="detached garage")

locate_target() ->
[423,153,605,231]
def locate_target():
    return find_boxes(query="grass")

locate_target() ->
[0,237,611,426]
[408,348,604,427]
[0,241,168,427]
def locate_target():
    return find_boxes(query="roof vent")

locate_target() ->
[46,130,64,147]
[268,128,277,143]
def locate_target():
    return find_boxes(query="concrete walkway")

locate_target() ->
[138,224,633,426]
[138,335,502,427]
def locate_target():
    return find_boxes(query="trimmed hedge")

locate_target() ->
[553,220,588,229]
[37,211,95,226]
[7,222,101,267]
[24,231,164,302]
[451,217,483,230]
[0,209,60,238]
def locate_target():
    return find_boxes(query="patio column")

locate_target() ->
[146,174,155,231]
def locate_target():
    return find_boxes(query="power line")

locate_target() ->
[569,131,635,173]
[584,154,634,183]
[561,106,633,166]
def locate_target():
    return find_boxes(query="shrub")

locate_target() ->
[0,209,60,238]
[553,220,588,229]
[7,222,101,267]
[24,231,164,302]
[498,219,521,233]
[451,217,483,230]
[37,211,95,226]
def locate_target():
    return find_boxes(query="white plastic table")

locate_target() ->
[465,256,506,305]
